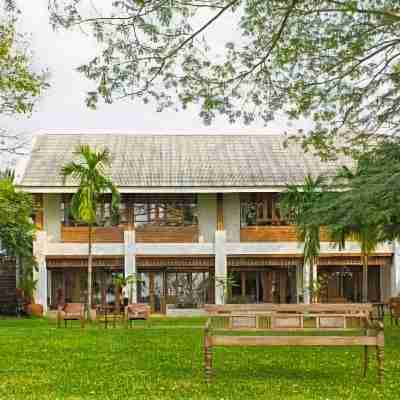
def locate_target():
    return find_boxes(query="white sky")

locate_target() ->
[1,1,311,166]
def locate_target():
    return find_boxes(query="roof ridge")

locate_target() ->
[37,133,290,137]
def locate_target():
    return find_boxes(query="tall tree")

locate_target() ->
[309,144,397,302]
[279,175,325,302]
[49,1,400,155]
[0,171,36,285]
[318,187,382,303]
[0,1,48,157]
[61,145,120,318]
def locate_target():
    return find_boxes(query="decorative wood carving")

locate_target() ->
[136,256,214,270]
[228,255,390,268]
[46,256,123,269]
[228,256,301,268]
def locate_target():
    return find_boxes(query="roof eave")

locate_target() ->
[17,185,288,194]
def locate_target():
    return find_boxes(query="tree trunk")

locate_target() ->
[312,258,318,303]
[115,284,121,314]
[87,224,93,320]
[362,253,369,303]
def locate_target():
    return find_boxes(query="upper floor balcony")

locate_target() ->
[31,192,386,248]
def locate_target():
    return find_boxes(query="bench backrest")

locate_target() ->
[208,311,371,331]
[391,301,400,317]
[126,303,150,313]
[205,303,373,315]
[389,297,400,305]
[63,303,84,314]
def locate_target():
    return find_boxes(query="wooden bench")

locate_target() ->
[57,303,85,328]
[204,307,384,383]
[125,303,150,328]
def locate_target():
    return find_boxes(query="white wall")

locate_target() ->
[223,193,240,242]
[43,194,61,242]
[198,194,217,242]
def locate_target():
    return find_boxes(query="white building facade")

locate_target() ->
[18,134,399,313]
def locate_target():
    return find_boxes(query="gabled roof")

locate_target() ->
[18,134,351,193]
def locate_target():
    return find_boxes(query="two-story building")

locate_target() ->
[17,134,400,314]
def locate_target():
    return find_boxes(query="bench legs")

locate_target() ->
[363,346,368,377]
[376,345,384,384]
[204,336,213,382]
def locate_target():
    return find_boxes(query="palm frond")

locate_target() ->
[60,144,119,225]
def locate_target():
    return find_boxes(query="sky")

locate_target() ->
[1,1,310,166]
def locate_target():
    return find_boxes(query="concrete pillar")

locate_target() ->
[215,230,227,305]
[33,231,48,312]
[296,264,303,304]
[124,230,137,303]
[392,241,400,296]
[303,261,311,304]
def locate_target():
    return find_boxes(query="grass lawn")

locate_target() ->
[0,317,399,400]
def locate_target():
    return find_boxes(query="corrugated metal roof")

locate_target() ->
[19,134,351,189]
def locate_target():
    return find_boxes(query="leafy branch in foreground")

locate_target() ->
[0,2,48,157]
[50,0,400,154]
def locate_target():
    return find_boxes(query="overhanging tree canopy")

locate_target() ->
[49,0,400,154]
[0,1,48,156]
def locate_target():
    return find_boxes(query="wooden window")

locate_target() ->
[240,193,286,227]
[133,195,198,227]
[61,194,119,227]
[60,194,198,228]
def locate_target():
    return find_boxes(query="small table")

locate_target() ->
[96,305,123,328]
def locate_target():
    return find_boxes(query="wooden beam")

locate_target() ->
[149,272,155,313]
[241,272,246,297]
[162,269,168,314]
[33,194,44,230]
[217,193,224,231]
[210,335,379,347]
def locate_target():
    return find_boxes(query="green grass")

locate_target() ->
[0,317,400,400]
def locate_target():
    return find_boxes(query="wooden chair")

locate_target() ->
[125,303,150,327]
[57,303,85,328]
[389,297,400,326]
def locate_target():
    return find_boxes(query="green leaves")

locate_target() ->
[280,174,325,265]
[61,144,120,226]
[0,20,47,117]
[48,0,400,153]
[0,174,36,270]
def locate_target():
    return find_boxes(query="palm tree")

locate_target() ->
[61,145,120,318]
[322,166,382,303]
[279,175,325,303]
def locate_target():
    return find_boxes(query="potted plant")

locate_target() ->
[19,271,42,316]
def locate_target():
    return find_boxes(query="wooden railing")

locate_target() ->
[61,226,124,243]
[240,226,331,242]
[135,225,199,243]
[61,225,199,243]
